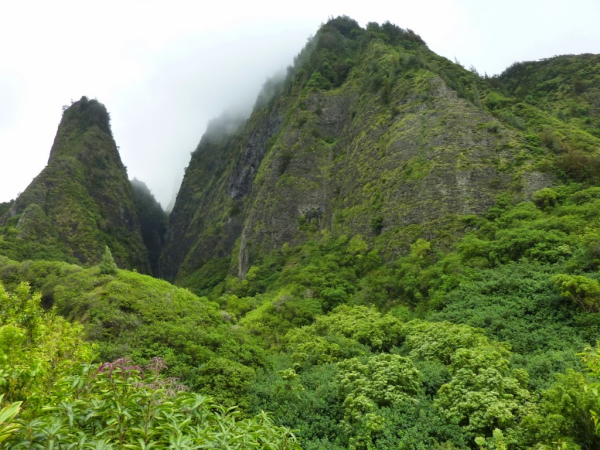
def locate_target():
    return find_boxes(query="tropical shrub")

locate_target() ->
[552,274,600,312]
[6,358,300,449]
[0,282,94,406]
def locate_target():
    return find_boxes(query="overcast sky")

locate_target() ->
[1,0,599,207]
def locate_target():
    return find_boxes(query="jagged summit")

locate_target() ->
[0,96,151,272]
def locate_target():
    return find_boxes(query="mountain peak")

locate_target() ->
[62,96,111,134]
[49,96,113,163]
[0,97,151,272]
[161,17,600,289]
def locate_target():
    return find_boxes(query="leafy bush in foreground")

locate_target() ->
[7,359,299,449]
[0,281,299,449]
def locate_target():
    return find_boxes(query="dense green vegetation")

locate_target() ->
[2,15,600,450]
[0,282,299,448]
[0,256,267,408]
[5,182,600,447]
[499,54,600,139]
[217,183,600,449]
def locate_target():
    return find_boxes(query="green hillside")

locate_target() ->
[2,16,600,450]
[499,53,600,138]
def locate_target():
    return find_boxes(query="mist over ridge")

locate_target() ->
[110,31,310,209]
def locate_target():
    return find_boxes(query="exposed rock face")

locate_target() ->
[228,115,284,200]
[0,97,151,272]
[235,75,518,276]
[159,108,284,285]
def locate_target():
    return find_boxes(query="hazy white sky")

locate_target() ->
[1,0,599,207]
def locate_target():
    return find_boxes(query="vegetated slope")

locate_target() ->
[499,54,600,138]
[162,17,600,295]
[0,201,12,217]
[0,281,300,449]
[0,97,151,272]
[0,255,266,408]
[217,184,600,449]
[130,178,168,274]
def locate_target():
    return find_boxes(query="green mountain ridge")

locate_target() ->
[161,18,600,295]
[499,53,600,138]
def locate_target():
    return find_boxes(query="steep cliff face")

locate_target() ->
[238,71,520,276]
[0,97,151,272]
[159,109,283,288]
[162,17,600,292]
